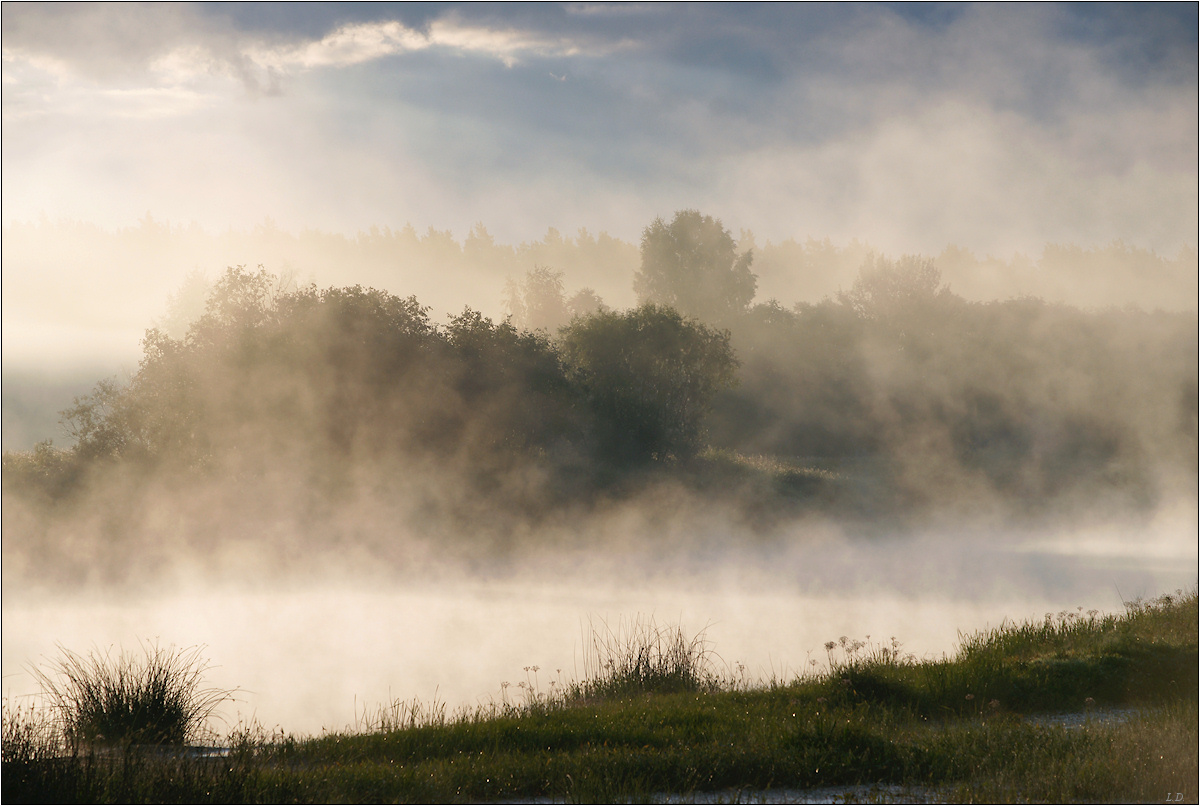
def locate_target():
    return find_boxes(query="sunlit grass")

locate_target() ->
[3,590,1195,803]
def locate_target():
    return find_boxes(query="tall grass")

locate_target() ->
[568,615,721,701]
[2,700,62,764]
[31,642,233,749]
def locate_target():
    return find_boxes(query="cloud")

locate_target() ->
[2,6,627,109]
[1,4,1194,253]
[261,20,426,69]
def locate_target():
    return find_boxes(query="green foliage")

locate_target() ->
[815,590,1198,719]
[6,231,1197,527]
[31,643,232,749]
[441,307,583,467]
[634,210,757,323]
[1,440,82,501]
[559,304,739,463]
[16,266,740,520]
[707,256,1196,516]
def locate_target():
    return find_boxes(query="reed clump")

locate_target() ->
[31,642,232,749]
[567,615,721,702]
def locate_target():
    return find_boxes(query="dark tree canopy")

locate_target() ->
[559,304,739,463]
[48,266,743,503]
[634,210,756,323]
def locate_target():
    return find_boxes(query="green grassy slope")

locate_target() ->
[4,590,1196,803]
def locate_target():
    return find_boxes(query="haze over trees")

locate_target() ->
[2,216,1195,376]
[634,210,757,324]
[2,210,1196,585]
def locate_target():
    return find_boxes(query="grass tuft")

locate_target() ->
[568,615,720,702]
[30,642,233,749]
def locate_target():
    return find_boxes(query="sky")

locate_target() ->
[3,2,1197,253]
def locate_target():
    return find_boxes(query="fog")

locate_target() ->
[4,502,1195,736]
[2,4,1197,743]
[2,220,1194,378]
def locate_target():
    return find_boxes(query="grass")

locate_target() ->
[27,642,233,750]
[3,590,1195,803]
[567,614,722,702]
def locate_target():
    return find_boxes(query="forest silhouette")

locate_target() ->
[3,211,1196,585]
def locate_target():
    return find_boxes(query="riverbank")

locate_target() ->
[3,590,1195,803]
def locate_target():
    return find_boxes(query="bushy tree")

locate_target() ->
[560,304,739,463]
[634,210,756,323]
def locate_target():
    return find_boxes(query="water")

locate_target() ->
[3,513,1195,736]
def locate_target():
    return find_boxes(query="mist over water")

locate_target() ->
[4,246,1197,739]
[3,244,1195,741]
[4,497,1194,735]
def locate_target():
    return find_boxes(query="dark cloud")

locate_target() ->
[197,2,446,38]
[1053,3,1198,81]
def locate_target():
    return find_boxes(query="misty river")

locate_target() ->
[3,504,1194,737]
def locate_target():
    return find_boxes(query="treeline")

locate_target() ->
[3,211,1197,541]
[1,218,641,340]
[501,212,1197,518]
[715,261,1197,516]
[2,264,737,513]
[4,217,1195,352]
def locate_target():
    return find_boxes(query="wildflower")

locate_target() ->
[1085,697,1095,706]
[988,699,1000,711]
[824,641,837,652]
[965,693,975,701]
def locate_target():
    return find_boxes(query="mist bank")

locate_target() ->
[4,521,1195,737]
[3,230,1195,592]
[3,216,1196,372]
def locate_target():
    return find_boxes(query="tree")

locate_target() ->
[566,287,607,320]
[633,210,756,323]
[503,266,571,333]
[838,255,949,323]
[559,304,739,463]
